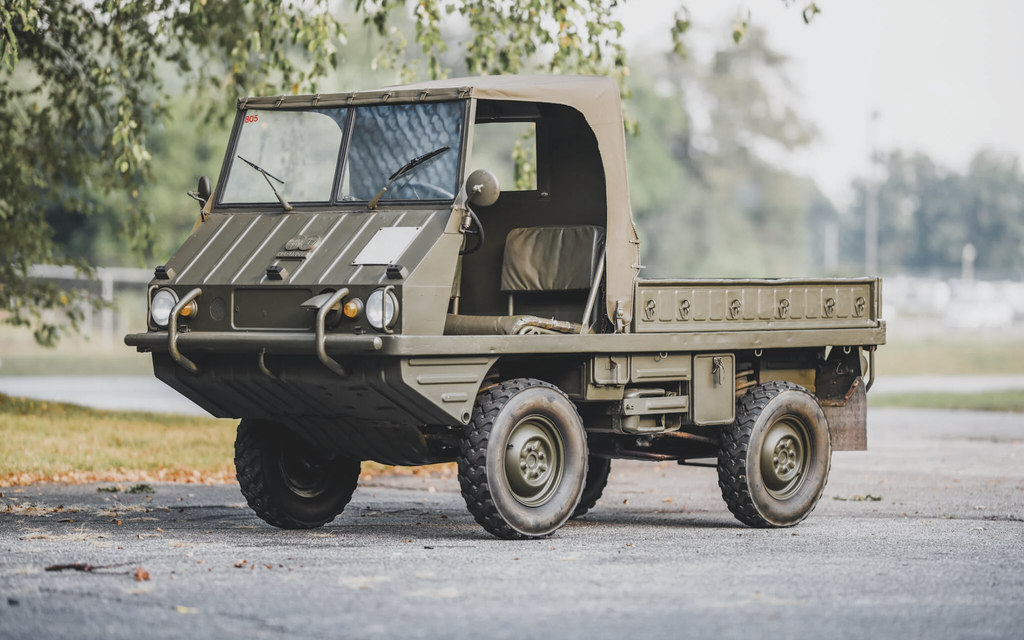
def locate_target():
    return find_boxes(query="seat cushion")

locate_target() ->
[444,314,580,336]
[500,225,605,292]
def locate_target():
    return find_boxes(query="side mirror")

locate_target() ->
[187,176,212,210]
[197,176,212,206]
[466,169,500,207]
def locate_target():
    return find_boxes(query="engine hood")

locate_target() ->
[161,208,456,288]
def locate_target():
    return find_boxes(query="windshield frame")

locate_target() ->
[214,100,470,212]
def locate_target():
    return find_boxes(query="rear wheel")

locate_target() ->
[718,382,831,528]
[458,379,588,539]
[235,419,361,529]
[571,456,611,518]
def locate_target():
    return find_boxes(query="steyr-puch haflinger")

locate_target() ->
[126,75,884,539]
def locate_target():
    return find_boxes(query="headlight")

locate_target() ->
[365,288,398,331]
[150,289,178,328]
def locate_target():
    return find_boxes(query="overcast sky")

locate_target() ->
[617,0,1024,205]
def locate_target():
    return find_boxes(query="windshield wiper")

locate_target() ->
[236,155,293,212]
[368,145,451,210]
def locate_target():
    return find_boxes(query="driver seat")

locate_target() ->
[444,225,605,336]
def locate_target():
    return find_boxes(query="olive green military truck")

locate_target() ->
[126,75,884,539]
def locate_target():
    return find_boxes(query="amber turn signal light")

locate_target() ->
[179,300,198,318]
[343,299,363,319]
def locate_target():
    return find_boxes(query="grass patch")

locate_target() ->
[0,394,454,486]
[0,394,237,486]
[869,389,1024,412]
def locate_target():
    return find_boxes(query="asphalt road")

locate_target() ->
[1,408,1022,640]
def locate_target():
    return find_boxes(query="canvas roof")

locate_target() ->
[241,75,641,328]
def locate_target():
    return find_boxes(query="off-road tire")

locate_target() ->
[718,381,831,528]
[235,419,361,529]
[571,456,611,518]
[458,379,588,539]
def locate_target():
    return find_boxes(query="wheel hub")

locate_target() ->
[760,418,809,499]
[504,417,564,507]
[278,446,331,499]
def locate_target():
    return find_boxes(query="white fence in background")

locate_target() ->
[28,264,152,349]
[883,275,1024,330]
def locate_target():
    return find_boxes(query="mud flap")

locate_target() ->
[822,376,867,451]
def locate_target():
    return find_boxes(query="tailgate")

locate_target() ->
[633,278,881,333]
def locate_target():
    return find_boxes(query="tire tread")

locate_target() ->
[234,420,360,530]
[457,378,587,539]
[717,381,828,528]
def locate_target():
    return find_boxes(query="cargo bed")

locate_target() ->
[633,278,881,334]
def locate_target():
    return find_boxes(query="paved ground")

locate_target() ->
[4,375,1024,418]
[1,408,1022,640]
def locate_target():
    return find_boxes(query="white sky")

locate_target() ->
[617,0,1024,205]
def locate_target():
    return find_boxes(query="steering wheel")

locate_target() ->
[459,207,485,255]
[399,180,455,200]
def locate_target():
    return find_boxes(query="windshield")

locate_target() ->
[221,108,348,204]
[341,103,464,203]
[219,102,465,208]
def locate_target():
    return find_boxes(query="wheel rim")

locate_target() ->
[759,416,810,500]
[503,415,565,507]
[278,447,331,499]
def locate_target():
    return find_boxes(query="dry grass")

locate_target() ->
[0,393,455,486]
[876,339,1024,376]
[0,394,237,486]
[870,390,1024,412]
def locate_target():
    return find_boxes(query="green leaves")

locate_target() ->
[2,0,348,345]
[0,0,40,68]
[802,3,821,24]
[671,8,691,58]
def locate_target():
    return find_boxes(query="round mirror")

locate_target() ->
[466,169,500,207]
[197,176,212,204]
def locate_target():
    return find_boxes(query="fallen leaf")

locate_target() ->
[173,605,197,614]
[134,567,151,582]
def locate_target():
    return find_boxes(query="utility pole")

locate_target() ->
[865,110,880,276]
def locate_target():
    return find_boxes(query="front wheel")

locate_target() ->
[458,379,588,539]
[235,419,361,529]
[718,382,831,528]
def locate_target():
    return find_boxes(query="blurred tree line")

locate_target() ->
[42,22,1024,284]
[842,151,1024,279]
[625,29,835,278]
